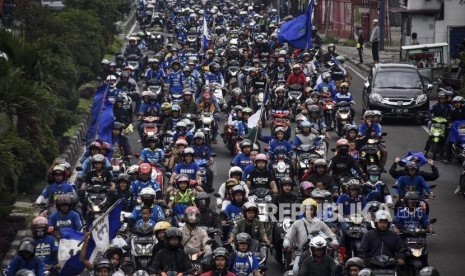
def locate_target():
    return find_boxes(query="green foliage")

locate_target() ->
[343,39,358,47]
[323,34,339,45]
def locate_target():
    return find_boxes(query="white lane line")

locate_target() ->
[346,63,430,134]
[126,19,138,39]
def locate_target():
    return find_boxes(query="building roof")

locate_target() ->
[391,7,440,15]
[402,43,449,51]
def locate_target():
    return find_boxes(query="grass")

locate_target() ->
[342,39,357,47]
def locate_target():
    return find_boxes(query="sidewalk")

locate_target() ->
[333,44,401,74]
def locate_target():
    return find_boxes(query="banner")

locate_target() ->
[86,83,114,146]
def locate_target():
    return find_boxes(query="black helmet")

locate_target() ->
[165,227,183,248]
[280,176,293,187]
[94,258,113,273]
[404,191,419,202]
[419,267,440,276]
[405,161,418,171]
[212,247,229,260]
[117,173,130,183]
[146,135,159,144]
[239,139,252,149]
[113,122,125,131]
[367,165,382,175]
[194,191,210,208]
[345,256,364,269]
[18,237,35,258]
[235,232,252,248]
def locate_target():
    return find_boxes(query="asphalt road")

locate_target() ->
[126,64,465,275]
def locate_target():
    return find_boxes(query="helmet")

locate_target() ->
[452,96,465,103]
[133,271,149,276]
[14,269,36,276]
[171,104,181,112]
[340,82,349,88]
[255,153,268,164]
[175,139,189,147]
[301,181,314,191]
[228,181,242,194]
[138,163,152,175]
[209,62,220,72]
[437,91,447,98]
[31,216,48,238]
[52,165,66,174]
[336,138,349,147]
[296,114,306,123]
[165,227,183,249]
[18,237,36,256]
[183,89,193,96]
[275,86,286,95]
[374,210,392,222]
[345,124,358,133]
[242,202,258,215]
[185,206,201,224]
[183,147,195,156]
[113,122,125,131]
[141,90,152,98]
[367,165,381,175]
[229,166,243,178]
[176,121,187,130]
[242,107,253,114]
[176,174,190,185]
[240,139,253,149]
[292,64,301,70]
[405,161,418,171]
[194,191,210,208]
[92,154,106,163]
[300,120,312,128]
[309,236,327,249]
[347,178,362,190]
[419,267,440,276]
[171,60,181,67]
[212,247,229,260]
[101,142,111,151]
[322,72,331,80]
[313,159,327,168]
[161,102,172,111]
[280,176,293,186]
[56,194,72,207]
[146,135,159,144]
[140,187,156,202]
[363,110,375,119]
[117,174,130,183]
[194,132,205,140]
[302,198,318,211]
[274,126,286,135]
[232,88,242,97]
[183,66,191,73]
[308,105,320,113]
[345,256,364,269]
[89,141,102,150]
[358,269,375,276]
[404,191,419,202]
[235,232,252,248]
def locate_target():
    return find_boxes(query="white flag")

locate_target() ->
[248,109,261,128]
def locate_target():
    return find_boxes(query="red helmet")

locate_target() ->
[301,181,314,191]
[101,142,111,150]
[336,138,349,147]
[255,153,268,164]
[138,163,152,175]
[31,216,49,238]
[185,206,201,224]
[90,141,101,150]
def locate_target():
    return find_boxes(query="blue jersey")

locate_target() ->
[136,219,156,228]
[78,156,112,178]
[231,153,252,171]
[34,235,58,266]
[242,164,256,181]
[269,139,293,157]
[173,131,194,145]
[6,256,45,276]
[358,123,382,137]
[174,162,200,180]
[334,92,354,103]
[315,82,337,98]
[140,148,165,167]
[130,180,161,199]
[131,204,165,222]
[145,68,166,82]
[40,183,75,205]
[224,203,243,220]
[394,207,429,230]
[336,194,366,216]
[138,102,160,116]
[205,72,225,87]
[236,121,249,137]
[229,253,259,274]
[192,144,212,160]
[48,210,82,231]
[167,71,185,94]
[395,175,431,198]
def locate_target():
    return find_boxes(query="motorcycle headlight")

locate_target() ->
[416,94,427,104]
[257,204,267,215]
[264,195,272,202]
[258,93,264,102]
[92,205,101,213]
[370,93,383,103]
[203,117,213,124]
[283,218,292,232]
[277,162,287,173]
[411,248,423,257]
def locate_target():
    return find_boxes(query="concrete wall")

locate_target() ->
[411,15,436,44]
[406,0,440,10]
[435,0,465,43]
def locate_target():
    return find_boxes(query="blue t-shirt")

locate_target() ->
[358,123,382,137]
[138,102,160,116]
[224,203,243,220]
[231,153,252,171]
[336,194,366,216]
[229,253,259,274]
[135,219,156,228]
[242,164,256,181]
[130,180,161,199]
[167,71,185,94]
[34,235,58,266]
[48,210,82,231]
[174,162,200,180]
[394,207,429,230]
[6,256,45,276]
[130,204,165,222]
[334,92,354,103]
[40,183,75,205]
[395,175,431,198]
[140,148,165,167]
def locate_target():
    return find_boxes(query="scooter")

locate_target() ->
[321,91,335,129]
[273,218,294,269]
[287,84,303,110]
[128,225,156,270]
[248,188,274,239]
[334,101,353,137]
[427,117,447,160]
[85,184,110,223]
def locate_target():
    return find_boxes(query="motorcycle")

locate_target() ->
[320,91,335,129]
[295,144,323,181]
[427,117,448,160]
[85,184,110,223]
[273,218,294,269]
[334,101,353,137]
[126,54,141,79]
[142,115,160,142]
[147,82,163,100]
[110,157,127,178]
[128,225,156,270]
[270,110,290,139]
[227,63,240,91]
[184,247,205,275]
[451,120,465,162]
[248,188,274,239]
[212,83,225,111]
[199,112,215,144]
[287,84,303,110]
[359,138,383,172]
[195,158,212,192]
[401,227,430,275]
[368,255,397,276]
[270,154,293,184]
[343,214,369,258]
[170,93,183,105]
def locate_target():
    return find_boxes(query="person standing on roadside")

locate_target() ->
[370,19,380,64]
[356,29,364,64]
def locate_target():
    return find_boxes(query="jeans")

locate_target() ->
[357,47,363,63]
[371,41,379,62]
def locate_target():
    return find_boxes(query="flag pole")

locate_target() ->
[253,79,270,144]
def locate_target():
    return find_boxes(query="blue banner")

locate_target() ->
[277,0,314,50]
[86,83,114,146]
[401,150,428,167]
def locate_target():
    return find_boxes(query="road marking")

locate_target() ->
[126,19,138,39]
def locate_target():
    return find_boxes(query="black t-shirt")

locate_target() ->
[247,169,275,190]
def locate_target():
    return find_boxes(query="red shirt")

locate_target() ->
[286,73,307,87]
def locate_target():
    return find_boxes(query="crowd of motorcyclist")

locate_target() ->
[5,0,447,275]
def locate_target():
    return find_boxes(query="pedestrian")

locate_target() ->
[370,19,380,64]
[356,29,364,64]
[410,32,420,45]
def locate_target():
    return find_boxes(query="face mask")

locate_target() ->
[369,175,379,183]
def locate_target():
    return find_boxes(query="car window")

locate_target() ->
[373,70,423,89]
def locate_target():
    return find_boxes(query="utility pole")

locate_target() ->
[379,0,385,50]
[324,0,332,36]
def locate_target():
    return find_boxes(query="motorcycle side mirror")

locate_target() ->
[134,153,140,158]
[211,152,217,158]
[429,218,437,224]
[75,166,83,171]
[213,193,221,198]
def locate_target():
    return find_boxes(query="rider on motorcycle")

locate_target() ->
[205,62,225,87]
[197,92,220,144]
[394,162,434,200]
[160,104,182,135]
[195,191,221,228]
[167,60,186,94]
[181,206,212,255]
[293,120,320,148]
[330,139,365,181]
[232,139,254,170]
[179,89,198,115]
[393,191,433,234]
[224,183,248,221]
[298,236,336,276]
[358,110,388,170]
[302,159,336,193]
[314,71,337,98]
[6,238,46,276]
[268,127,293,163]
[193,132,214,192]
[270,57,290,84]
[173,121,194,145]
[130,163,161,200]
[130,187,165,228]
[443,96,465,164]
[333,82,355,118]
[31,216,58,274]
[111,122,132,160]
[270,86,290,112]
[139,135,165,169]
[323,43,339,63]
[364,165,393,207]
[49,194,82,232]
[35,165,75,208]
[246,154,278,195]
[150,227,192,274]
[228,202,272,245]
[115,174,135,212]
[145,58,166,84]
[235,108,254,141]
[226,88,248,114]
[202,247,236,276]
[306,105,327,135]
[123,37,144,59]
[286,64,307,89]
[228,232,262,276]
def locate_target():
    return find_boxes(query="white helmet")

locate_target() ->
[309,236,327,249]
[375,210,392,222]
[141,90,152,97]
[106,75,117,87]
[140,187,156,197]
[229,166,243,178]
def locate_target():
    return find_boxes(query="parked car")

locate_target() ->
[362,63,433,123]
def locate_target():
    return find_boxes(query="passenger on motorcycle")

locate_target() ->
[330,139,365,180]
[314,71,337,98]
[232,139,254,170]
[224,183,247,221]
[139,135,165,169]
[173,121,194,145]
[202,247,236,276]
[293,120,320,148]
[136,205,156,228]
[286,64,307,89]
[152,221,171,257]
[35,165,75,208]
[181,206,212,255]
[115,174,135,212]
[228,233,262,276]
[218,167,249,209]
[393,192,433,234]
[359,210,406,268]
[273,177,298,219]
[299,181,316,200]
[268,127,293,162]
[160,104,182,135]
[306,105,327,135]
[130,187,164,227]
[130,163,161,200]
[113,98,131,127]
[111,122,132,160]
[106,75,123,104]
[298,236,336,276]
[228,202,272,245]
[270,57,290,84]
[145,58,165,85]
[49,194,82,232]
[333,81,355,118]
[193,132,215,192]
[116,70,139,96]
[345,257,365,276]
[283,199,338,271]
[302,159,336,193]
[443,95,465,164]
[197,92,220,144]
[235,108,254,141]
[167,60,186,94]
[179,89,198,115]
[31,216,58,273]
[184,66,199,94]
[395,162,434,200]
[205,62,225,87]
[6,237,46,276]
[166,139,188,171]
[364,165,393,206]
[170,147,201,186]
[150,227,193,274]
[247,154,278,195]
[270,86,290,112]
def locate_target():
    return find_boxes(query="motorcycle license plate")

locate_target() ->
[372,269,396,276]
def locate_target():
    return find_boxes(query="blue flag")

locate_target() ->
[277,0,314,50]
[202,15,210,51]
[86,83,114,146]
[401,150,428,167]
[59,200,123,276]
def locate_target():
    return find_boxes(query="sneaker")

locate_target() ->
[454,185,461,195]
